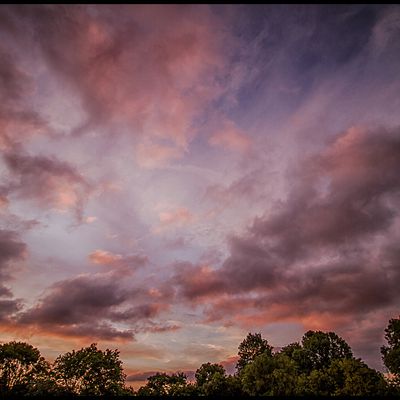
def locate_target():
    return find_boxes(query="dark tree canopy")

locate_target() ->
[136,372,194,396]
[195,362,229,396]
[381,316,400,389]
[236,332,273,372]
[53,343,129,395]
[0,341,50,395]
[195,362,225,386]
[301,330,353,370]
[241,352,299,396]
[0,317,397,396]
[327,358,388,396]
[279,342,313,373]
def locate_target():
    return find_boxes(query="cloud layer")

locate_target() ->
[173,126,400,366]
[0,4,399,373]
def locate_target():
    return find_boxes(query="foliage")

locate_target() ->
[328,358,388,396]
[236,332,273,372]
[301,330,353,370]
[381,316,400,391]
[136,372,195,396]
[0,341,51,395]
[53,343,128,395]
[194,362,242,395]
[279,342,313,373]
[241,352,299,396]
[0,317,398,396]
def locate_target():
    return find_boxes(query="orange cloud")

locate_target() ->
[89,249,122,265]
[0,196,9,209]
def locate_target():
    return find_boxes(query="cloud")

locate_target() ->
[220,355,239,375]
[1,5,235,159]
[89,249,148,275]
[0,230,27,278]
[0,299,22,323]
[163,236,191,250]
[2,151,92,220]
[17,272,173,340]
[153,207,194,234]
[0,230,26,321]
[173,125,400,361]
[126,370,162,382]
[0,45,48,150]
[159,208,193,226]
[126,368,195,383]
[209,119,252,153]
[135,141,183,169]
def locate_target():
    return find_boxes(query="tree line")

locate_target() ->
[0,317,399,396]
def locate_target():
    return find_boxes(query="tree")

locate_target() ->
[301,330,353,370]
[0,341,51,395]
[279,342,313,374]
[195,362,228,396]
[137,372,194,396]
[328,358,388,396]
[297,368,335,396]
[236,332,273,372]
[241,352,299,396]
[381,316,400,389]
[53,343,128,395]
[296,358,387,396]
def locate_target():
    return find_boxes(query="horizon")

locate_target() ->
[0,4,400,382]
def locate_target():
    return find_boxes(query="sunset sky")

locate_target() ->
[1,4,400,383]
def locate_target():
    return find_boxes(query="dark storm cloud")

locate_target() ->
[174,126,400,325]
[18,272,173,340]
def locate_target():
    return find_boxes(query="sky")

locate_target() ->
[1,4,400,384]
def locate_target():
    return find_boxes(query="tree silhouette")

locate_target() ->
[0,341,51,395]
[136,372,194,396]
[301,330,353,370]
[241,352,299,396]
[53,343,130,395]
[0,317,397,396]
[381,316,400,391]
[236,332,273,372]
[195,362,228,395]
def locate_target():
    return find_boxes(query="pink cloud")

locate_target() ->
[209,120,252,152]
[89,249,148,275]
[135,141,183,169]
[154,207,194,233]
[0,46,49,150]
[20,5,230,154]
[170,125,400,366]
[2,151,91,221]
